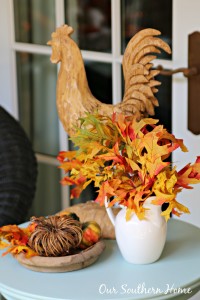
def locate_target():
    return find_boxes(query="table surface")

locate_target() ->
[0,219,200,300]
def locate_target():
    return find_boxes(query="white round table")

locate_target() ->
[0,219,200,300]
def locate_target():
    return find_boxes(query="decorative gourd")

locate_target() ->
[59,211,80,221]
[79,221,101,249]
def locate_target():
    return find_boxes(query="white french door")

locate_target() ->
[173,0,200,228]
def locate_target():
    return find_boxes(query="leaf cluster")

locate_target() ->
[58,112,200,221]
[0,223,37,257]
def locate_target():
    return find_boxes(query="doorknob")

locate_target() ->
[156,65,199,77]
[156,32,200,135]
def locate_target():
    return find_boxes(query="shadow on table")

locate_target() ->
[161,239,186,260]
[161,234,200,261]
[95,240,117,265]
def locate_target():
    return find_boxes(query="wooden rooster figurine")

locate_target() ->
[47,25,171,136]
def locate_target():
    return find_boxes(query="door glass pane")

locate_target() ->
[14,0,55,45]
[154,74,172,132]
[121,0,172,59]
[65,0,111,52]
[85,61,112,104]
[16,52,59,156]
[28,163,61,218]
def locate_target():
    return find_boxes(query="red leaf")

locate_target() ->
[176,157,200,188]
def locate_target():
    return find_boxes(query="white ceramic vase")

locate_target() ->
[105,196,167,264]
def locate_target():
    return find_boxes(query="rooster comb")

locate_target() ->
[51,24,74,40]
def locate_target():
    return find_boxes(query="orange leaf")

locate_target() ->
[0,224,29,245]
[57,151,76,162]
[59,160,82,172]
[95,181,117,205]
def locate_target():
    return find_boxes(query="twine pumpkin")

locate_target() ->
[28,215,82,257]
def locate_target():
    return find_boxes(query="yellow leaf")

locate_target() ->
[161,199,190,221]
[126,208,133,221]
[3,245,37,258]
[161,203,173,222]
[174,200,190,214]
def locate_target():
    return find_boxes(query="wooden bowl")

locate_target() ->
[15,240,105,273]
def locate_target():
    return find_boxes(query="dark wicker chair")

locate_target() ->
[0,106,37,226]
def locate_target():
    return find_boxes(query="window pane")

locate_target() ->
[16,52,59,156]
[85,61,112,104]
[121,0,172,59]
[154,74,172,132]
[65,0,111,52]
[14,0,55,45]
[28,163,61,218]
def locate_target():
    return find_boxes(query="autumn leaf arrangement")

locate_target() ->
[58,112,200,221]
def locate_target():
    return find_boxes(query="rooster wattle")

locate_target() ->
[47,24,171,136]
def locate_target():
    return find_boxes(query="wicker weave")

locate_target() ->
[0,106,37,226]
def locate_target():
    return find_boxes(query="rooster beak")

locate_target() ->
[47,40,52,46]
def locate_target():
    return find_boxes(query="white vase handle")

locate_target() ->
[104,196,116,226]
